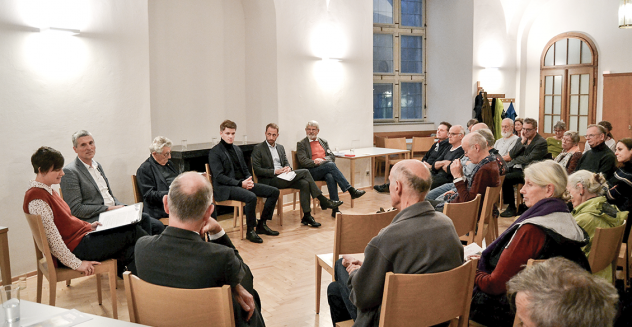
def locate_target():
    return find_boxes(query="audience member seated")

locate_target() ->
[554,131,582,174]
[296,120,365,217]
[61,130,164,235]
[429,125,465,189]
[24,147,146,277]
[500,118,548,217]
[514,118,524,136]
[374,122,451,193]
[252,123,343,228]
[568,170,626,282]
[470,160,590,327]
[467,118,479,132]
[208,120,280,244]
[495,118,520,163]
[327,160,463,326]
[135,172,266,327]
[584,120,617,153]
[546,120,566,158]
[476,128,507,175]
[507,257,618,327]
[428,132,500,211]
[574,124,617,180]
[136,136,179,219]
[607,138,632,214]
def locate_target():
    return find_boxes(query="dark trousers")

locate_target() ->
[430,171,452,190]
[72,224,147,275]
[308,162,351,202]
[502,167,524,207]
[227,183,279,228]
[327,259,357,325]
[264,169,322,213]
[140,213,165,235]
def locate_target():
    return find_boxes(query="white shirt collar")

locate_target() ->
[266,141,276,149]
[80,158,98,170]
[29,180,53,195]
[309,138,319,143]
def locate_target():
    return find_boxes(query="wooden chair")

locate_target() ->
[132,175,169,226]
[410,137,435,160]
[338,259,478,327]
[383,138,409,180]
[24,214,118,318]
[475,184,502,247]
[374,136,387,177]
[443,194,481,245]
[315,210,398,314]
[204,164,250,239]
[250,163,301,226]
[589,223,626,285]
[291,150,327,212]
[123,272,235,327]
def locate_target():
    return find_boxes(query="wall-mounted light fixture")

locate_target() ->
[39,27,80,35]
[620,0,632,28]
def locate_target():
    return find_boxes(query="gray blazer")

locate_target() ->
[296,137,336,169]
[60,157,123,222]
[251,141,290,184]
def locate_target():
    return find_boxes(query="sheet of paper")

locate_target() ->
[24,309,93,327]
[464,242,484,260]
[94,203,143,232]
[277,171,296,181]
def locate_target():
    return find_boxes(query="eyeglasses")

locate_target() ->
[161,152,172,157]
[523,128,535,132]
[585,134,600,139]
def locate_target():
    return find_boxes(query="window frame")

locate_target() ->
[373,0,427,124]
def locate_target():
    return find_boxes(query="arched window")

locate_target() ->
[539,33,598,136]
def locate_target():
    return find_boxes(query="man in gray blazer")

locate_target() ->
[251,123,343,227]
[60,130,164,234]
[296,121,365,217]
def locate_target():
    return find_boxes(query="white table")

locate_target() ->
[0,300,147,326]
[335,147,410,207]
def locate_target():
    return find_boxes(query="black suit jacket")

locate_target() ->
[296,137,336,168]
[208,142,252,202]
[135,227,265,327]
[136,155,179,218]
[508,133,548,168]
[251,141,290,184]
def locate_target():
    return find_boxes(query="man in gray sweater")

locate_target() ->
[327,160,464,326]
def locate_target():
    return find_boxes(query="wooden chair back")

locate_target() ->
[443,194,481,245]
[24,214,54,270]
[205,164,213,184]
[124,272,235,327]
[291,150,299,170]
[58,188,63,200]
[383,137,407,151]
[131,175,142,203]
[378,259,478,327]
[375,136,386,148]
[333,210,398,260]
[475,184,502,247]
[589,223,626,283]
[410,137,434,158]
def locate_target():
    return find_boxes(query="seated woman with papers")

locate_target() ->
[23,146,147,277]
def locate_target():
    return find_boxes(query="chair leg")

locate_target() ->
[66,279,71,286]
[108,264,118,319]
[239,205,244,240]
[36,269,43,303]
[49,278,57,306]
[293,192,297,210]
[96,274,103,305]
[315,256,321,314]
[384,159,391,182]
[278,201,284,226]
[233,207,238,228]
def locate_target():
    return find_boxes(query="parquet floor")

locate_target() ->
[17,188,516,326]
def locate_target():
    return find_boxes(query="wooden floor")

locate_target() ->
[18,188,516,326]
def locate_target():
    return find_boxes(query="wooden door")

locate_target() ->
[602,73,632,140]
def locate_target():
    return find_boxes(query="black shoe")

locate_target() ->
[320,198,343,210]
[517,204,528,215]
[348,187,366,199]
[301,215,322,227]
[246,229,263,243]
[331,208,340,218]
[373,183,389,193]
[500,206,517,218]
[256,221,279,236]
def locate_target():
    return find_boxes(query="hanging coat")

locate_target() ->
[473,92,483,121]
[493,99,504,140]
[481,94,494,135]
[505,102,517,120]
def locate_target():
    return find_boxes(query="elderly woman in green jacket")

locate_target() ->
[568,170,627,282]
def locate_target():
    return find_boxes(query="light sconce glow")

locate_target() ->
[23,32,88,80]
[478,41,504,68]
[620,0,632,29]
[311,22,346,60]
[314,59,343,91]
[19,0,89,31]
[39,27,80,35]
[480,67,502,92]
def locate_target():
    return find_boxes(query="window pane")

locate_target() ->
[544,115,552,133]
[579,116,588,135]
[544,46,554,66]
[373,0,393,24]
[570,74,579,94]
[401,0,423,27]
[544,96,552,114]
[570,95,579,115]
[569,116,578,132]
[553,115,561,125]
[555,39,567,65]
[545,76,553,94]
[581,41,592,64]
[568,38,581,65]
[580,74,589,94]
[553,96,561,114]
[579,95,589,115]
[373,83,393,119]
[400,82,423,119]
[373,34,393,73]
[554,75,562,94]
[400,35,422,73]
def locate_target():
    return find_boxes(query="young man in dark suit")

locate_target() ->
[208,120,279,243]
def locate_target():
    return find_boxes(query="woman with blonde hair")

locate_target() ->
[568,170,626,282]
[470,160,590,326]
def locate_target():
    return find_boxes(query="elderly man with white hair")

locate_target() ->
[495,118,520,162]
[296,120,365,217]
[136,136,179,219]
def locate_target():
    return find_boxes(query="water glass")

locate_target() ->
[1,284,20,323]
[212,137,218,146]
[243,135,248,145]
[181,139,188,151]
[351,140,360,154]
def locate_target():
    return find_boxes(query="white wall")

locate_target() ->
[0,0,151,279]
